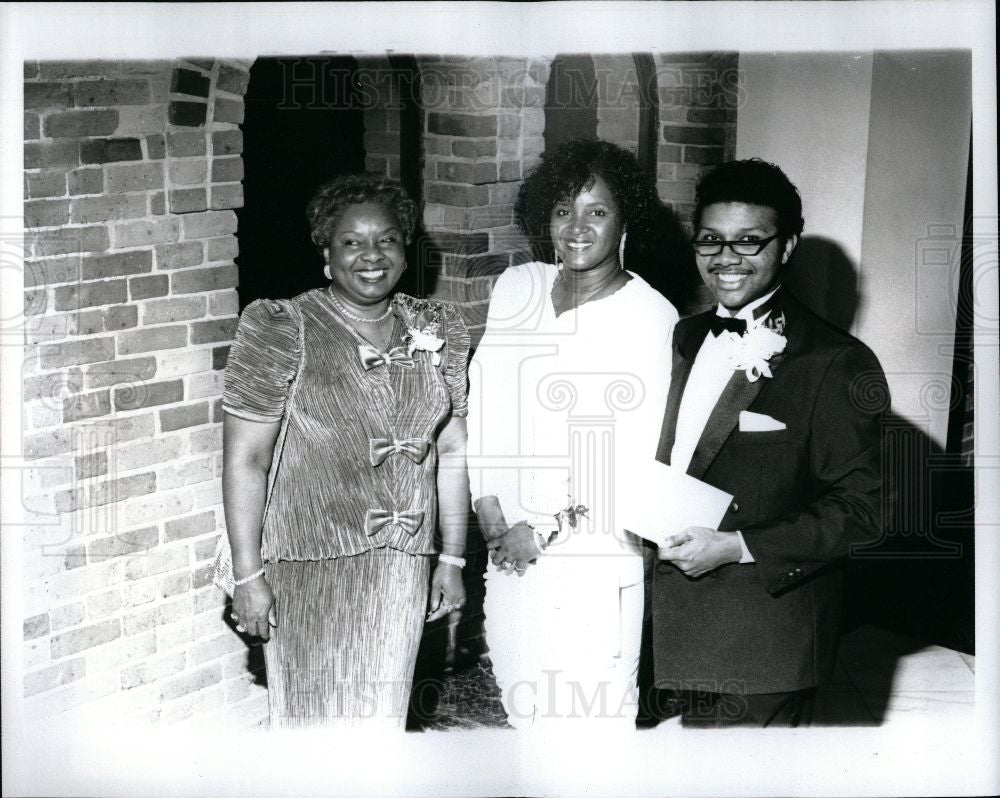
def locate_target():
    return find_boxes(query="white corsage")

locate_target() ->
[405,325,445,366]
[728,319,787,382]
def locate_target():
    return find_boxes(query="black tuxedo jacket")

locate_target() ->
[650,289,889,694]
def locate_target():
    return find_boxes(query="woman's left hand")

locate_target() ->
[426,562,465,622]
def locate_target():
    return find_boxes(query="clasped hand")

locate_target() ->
[657,526,742,578]
[488,521,538,575]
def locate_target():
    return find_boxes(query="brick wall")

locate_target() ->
[653,52,739,312]
[417,57,551,343]
[21,58,266,726]
[593,54,641,155]
[654,52,739,227]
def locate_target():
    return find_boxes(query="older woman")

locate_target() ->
[468,139,681,728]
[222,173,469,729]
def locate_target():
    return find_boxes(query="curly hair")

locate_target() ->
[515,139,663,253]
[306,173,418,251]
[515,138,696,308]
[693,159,805,239]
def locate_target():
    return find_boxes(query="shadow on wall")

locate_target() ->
[631,202,702,317]
[397,221,439,299]
[784,235,860,333]
[845,410,975,657]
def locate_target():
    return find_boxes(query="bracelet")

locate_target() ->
[233,567,265,586]
[438,554,466,569]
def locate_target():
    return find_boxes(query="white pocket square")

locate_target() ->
[739,410,786,432]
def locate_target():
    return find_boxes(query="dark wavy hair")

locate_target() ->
[693,159,805,239]
[515,138,696,307]
[306,173,418,251]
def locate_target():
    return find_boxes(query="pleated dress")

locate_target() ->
[223,288,470,729]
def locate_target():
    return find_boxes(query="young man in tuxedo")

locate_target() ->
[650,159,889,726]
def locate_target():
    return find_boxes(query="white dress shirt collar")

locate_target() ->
[715,285,782,322]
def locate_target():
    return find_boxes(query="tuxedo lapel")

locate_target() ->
[655,314,712,464]
[686,289,792,479]
[686,365,770,478]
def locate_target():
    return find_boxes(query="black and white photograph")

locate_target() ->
[1,2,997,796]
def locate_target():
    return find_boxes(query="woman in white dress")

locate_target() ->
[467,139,682,728]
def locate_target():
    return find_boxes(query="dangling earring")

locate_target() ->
[323,263,332,280]
[323,247,332,281]
[618,227,628,270]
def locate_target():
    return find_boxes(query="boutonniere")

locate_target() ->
[728,316,787,383]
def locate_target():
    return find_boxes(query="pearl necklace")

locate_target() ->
[328,288,393,324]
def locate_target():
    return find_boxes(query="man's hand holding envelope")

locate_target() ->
[618,460,743,577]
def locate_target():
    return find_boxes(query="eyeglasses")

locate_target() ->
[692,234,780,257]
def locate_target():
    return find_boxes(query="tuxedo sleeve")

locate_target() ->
[739,341,889,595]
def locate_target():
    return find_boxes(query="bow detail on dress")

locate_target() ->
[358,344,415,371]
[369,437,431,467]
[364,509,425,537]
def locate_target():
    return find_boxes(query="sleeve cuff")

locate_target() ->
[221,405,283,423]
[736,530,755,563]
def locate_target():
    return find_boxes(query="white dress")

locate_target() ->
[467,262,677,728]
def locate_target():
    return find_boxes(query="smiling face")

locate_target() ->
[323,202,407,312]
[694,202,798,312]
[549,176,624,278]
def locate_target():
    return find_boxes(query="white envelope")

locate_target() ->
[739,410,786,432]
[617,460,733,546]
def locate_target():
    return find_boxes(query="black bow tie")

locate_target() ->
[709,316,747,337]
